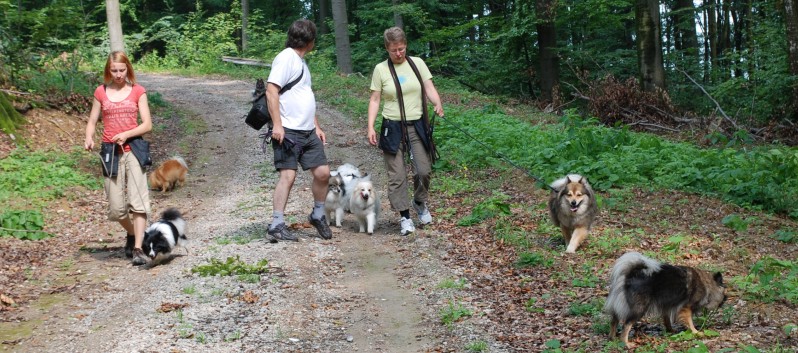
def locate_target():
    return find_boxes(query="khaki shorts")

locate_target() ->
[104,152,151,221]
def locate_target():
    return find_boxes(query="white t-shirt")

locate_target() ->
[267,48,316,131]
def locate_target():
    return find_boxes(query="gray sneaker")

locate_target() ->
[131,248,149,266]
[268,223,298,242]
[413,201,432,225]
[399,217,415,236]
[309,215,333,239]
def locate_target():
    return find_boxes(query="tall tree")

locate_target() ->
[318,0,330,35]
[636,0,665,91]
[536,0,560,102]
[106,0,124,52]
[393,0,404,28]
[242,0,249,52]
[331,0,353,74]
[784,0,798,117]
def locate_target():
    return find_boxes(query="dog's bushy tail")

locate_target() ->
[604,252,661,318]
[172,156,188,170]
[160,208,183,222]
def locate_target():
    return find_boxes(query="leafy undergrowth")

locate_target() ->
[425,168,798,352]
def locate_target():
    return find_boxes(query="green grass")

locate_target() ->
[437,278,468,290]
[439,300,472,328]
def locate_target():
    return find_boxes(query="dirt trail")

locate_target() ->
[3,74,449,352]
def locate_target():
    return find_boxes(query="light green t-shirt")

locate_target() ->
[370,57,433,121]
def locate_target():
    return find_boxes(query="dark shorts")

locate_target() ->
[272,128,328,171]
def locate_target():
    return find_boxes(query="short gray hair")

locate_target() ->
[383,27,406,47]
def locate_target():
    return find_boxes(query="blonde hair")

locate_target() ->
[383,27,406,48]
[103,51,136,85]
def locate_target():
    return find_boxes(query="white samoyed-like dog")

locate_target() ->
[349,177,380,234]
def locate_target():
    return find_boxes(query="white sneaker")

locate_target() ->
[399,217,415,236]
[413,201,432,225]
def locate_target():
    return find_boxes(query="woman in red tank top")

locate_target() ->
[83,51,153,266]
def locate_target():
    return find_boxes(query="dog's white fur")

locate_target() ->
[325,172,345,226]
[337,163,362,212]
[349,178,379,234]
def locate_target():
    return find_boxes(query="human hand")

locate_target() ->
[316,128,327,144]
[367,128,377,146]
[271,125,285,144]
[111,132,128,146]
[84,138,94,151]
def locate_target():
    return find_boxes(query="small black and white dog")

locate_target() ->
[142,208,188,264]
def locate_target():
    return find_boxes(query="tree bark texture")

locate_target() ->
[393,0,404,29]
[636,0,665,92]
[783,0,798,117]
[241,0,249,52]
[105,0,124,52]
[535,0,559,102]
[331,0,353,74]
[319,0,330,35]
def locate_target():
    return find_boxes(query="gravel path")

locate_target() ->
[8,74,454,352]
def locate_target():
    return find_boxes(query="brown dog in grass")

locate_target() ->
[149,156,188,192]
[548,174,598,253]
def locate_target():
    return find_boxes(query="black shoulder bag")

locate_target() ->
[386,58,439,163]
[245,68,304,131]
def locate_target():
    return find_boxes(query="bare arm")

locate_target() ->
[266,82,284,143]
[84,97,102,151]
[423,79,444,117]
[314,116,326,144]
[367,90,382,146]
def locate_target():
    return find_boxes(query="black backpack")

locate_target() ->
[244,69,303,130]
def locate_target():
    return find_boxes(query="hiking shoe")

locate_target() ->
[309,215,333,240]
[399,217,415,236]
[268,223,298,242]
[131,248,149,266]
[413,201,433,225]
[124,234,135,258]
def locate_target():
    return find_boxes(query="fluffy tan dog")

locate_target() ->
[149,156,188,192]
[548,174,598,253]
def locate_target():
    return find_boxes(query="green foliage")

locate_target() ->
[435,109,798,218]
[437,278,468,290]
[439,300,472,328]
[515,251,554,268]
[191,256,270,278]
[721,214,750,232]
[0,92,25,134]
[542,339,563,353]
[465,340,489,352]
[524,297,545,313]
[568,298,603,317]
[733,257,798,304]
[0,210,53,240]
[456,192,511,226]
[0,149,98,207]
[772,229,798,244]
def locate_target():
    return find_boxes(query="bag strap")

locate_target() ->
[387,60,410,154]
[278,67,304,94]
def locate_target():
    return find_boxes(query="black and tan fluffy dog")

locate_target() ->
[548,174,598,253]
[604,252,726,348]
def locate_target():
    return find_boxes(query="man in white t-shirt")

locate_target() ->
[265,19,332,241]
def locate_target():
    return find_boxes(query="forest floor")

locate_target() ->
[1,74,797,352]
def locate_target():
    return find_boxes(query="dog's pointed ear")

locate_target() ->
[713,272,724,285]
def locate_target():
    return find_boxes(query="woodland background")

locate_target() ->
[2,1,798,352]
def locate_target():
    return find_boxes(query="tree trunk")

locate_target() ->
[636,0,666,92]
[319,0,330,35]
[784,0,798,117]
[241,0,249,52]
[331,0,353,74]
[673,0,699,52]
[393,0,404,29]
[106,0,124,52]
[536,0,559,103]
